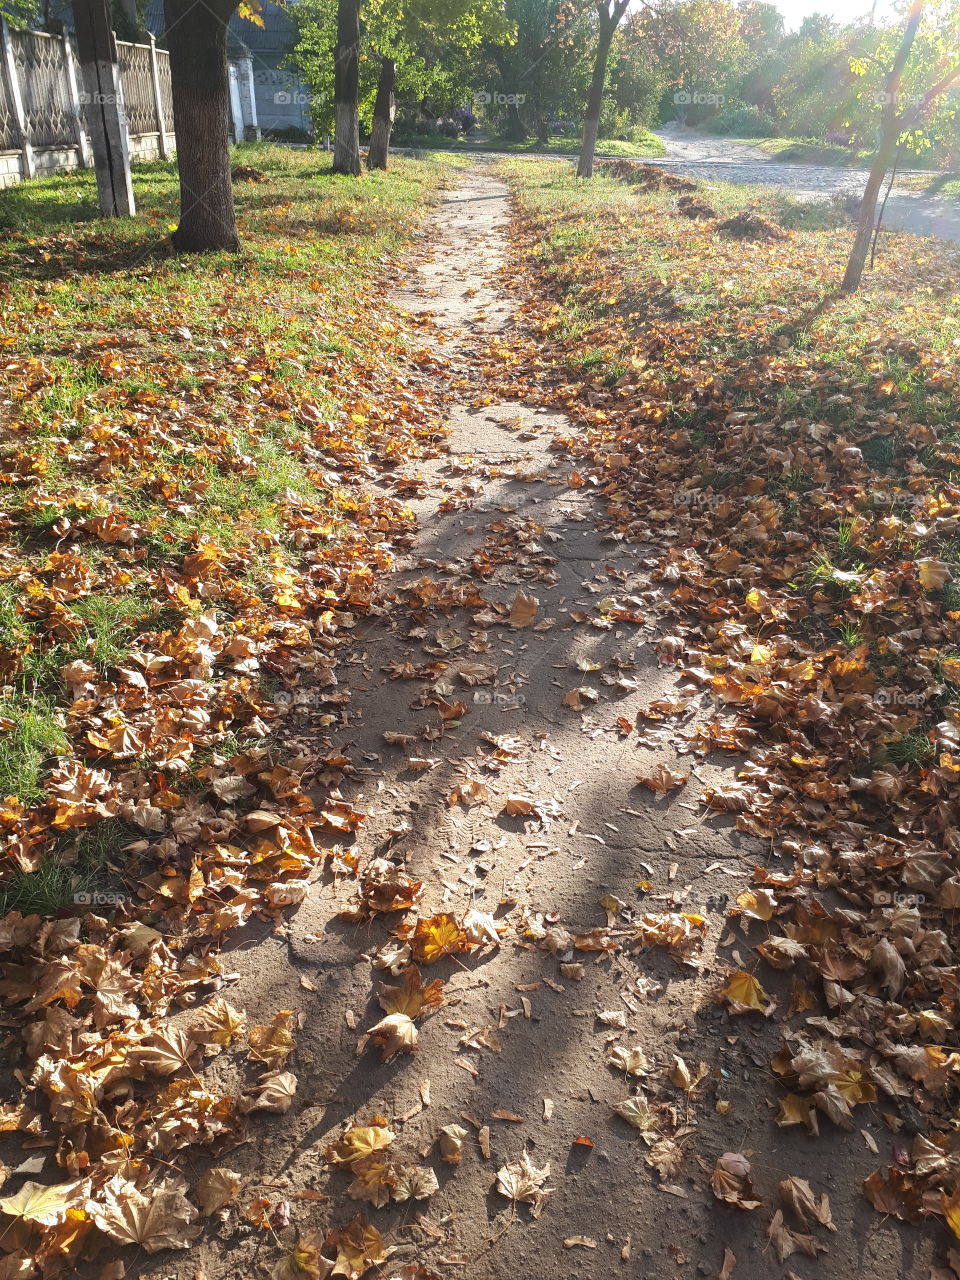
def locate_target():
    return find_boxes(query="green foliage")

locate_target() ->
[291,0,510,135]
[706,98,777,136]
[0,0,38,27]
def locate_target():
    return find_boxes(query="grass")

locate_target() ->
[394,131,666,160]
[492,154,960,779]
[726,136,876,167]
[0,140,457,893]
[897,172,960,198]
[0,697,69,802]
[0,820,132,916]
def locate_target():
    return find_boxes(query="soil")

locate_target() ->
[139,166,946,1280]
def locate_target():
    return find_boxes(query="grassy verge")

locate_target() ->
[897,171,960,197]
[725,135,874,165]
[0,140,456,912]
[394,131,666,159]
[722,134,953,176]
[487,152,960,1237]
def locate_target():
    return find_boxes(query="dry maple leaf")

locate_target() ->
[462,907,502,946]
[323,1212,390,1279]
[778,1176,835,1231]
[345,1156,396,1209]
[721,970,773,1015]
[437,1123,469,1163]
[0,1178,88,1227]
[670,1054,709,1093]
[136,1027,200,1077]
[766,1209,828,1262]
[456,661,498,686]
[636,763,689,793]
[196,1166,243,1215]
[90,1175,201,1252]
[606,1044,651,1076]
[273,1232,334,1280]
[495,1151,553,1217]
[378,966,444,1019]
[391,1164,440,1202]
[325,1124,395,1166]
[508,590,539,628]
[710,1152,762,1210]
[735,888,776,922]
[448,777,489,807]
[359,859,422,913]
[191,998,247,1049]
[410,913,471,963]
[241,1069,298,1114]
[367,1012,418,1060]
[645,1137,686,1179]
[248,1010,296,1066]
[942,1187,960,1239]
[862,1167,924,1221]
[611,1095,655,1134]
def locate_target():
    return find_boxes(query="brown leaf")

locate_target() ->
[90,1176,200,1252]
[196,1167,242,1215]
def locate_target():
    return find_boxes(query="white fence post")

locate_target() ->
[62,31,91,168]
[0,19,36,179]
[146,32,170,160]
[237,54,259,141]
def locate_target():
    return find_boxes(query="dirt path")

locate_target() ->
[154,168,944,1280]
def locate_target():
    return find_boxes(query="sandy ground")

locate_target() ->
[135,168,951,1280]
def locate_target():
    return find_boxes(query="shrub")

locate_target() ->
[707,101,779,138]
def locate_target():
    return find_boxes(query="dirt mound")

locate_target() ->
[231,165,270,183]
[714,209,788,241]
[600,158,696,193]
[677,194,717,220]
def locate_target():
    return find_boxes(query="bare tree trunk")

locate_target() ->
[164,0,238,251]
[841,0,923,291]
[72,0,135,216]
[333,0,361,176]
[367,55,395,170]
[504,100,526,142]
[577,0,628,180]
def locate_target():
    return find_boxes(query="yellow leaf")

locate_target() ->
[325,1125,395,1166]
[723,970,770,1013]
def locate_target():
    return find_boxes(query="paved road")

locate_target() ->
[647,128,960,244]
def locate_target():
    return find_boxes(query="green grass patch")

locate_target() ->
[0,141,455,841]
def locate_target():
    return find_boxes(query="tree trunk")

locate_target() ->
[333,0,361,176]
[72,0,135,216]
[164,0,238,252]
[577,24,613,178]
[841,0,924,291]
[367,56,395,170]
[841,132,901,291]
[504,101,526,142]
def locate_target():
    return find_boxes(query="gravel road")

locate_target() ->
[648,127,960,243]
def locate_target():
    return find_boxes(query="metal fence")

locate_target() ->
[0,19,176,186]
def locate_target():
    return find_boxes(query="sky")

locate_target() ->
[773,0,898,30]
